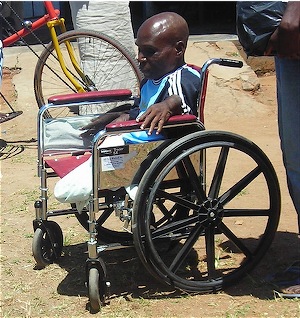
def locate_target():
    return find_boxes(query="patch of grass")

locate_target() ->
[24,232,34,239]
[225,304,251,318]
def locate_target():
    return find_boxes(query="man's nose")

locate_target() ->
[137,52,146,62]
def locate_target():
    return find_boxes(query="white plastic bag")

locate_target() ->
[54,134,125,212]
[54,156,93,212]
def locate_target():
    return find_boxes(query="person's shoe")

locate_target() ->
[275,284,300,299]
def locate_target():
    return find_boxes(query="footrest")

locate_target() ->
[105,114,197,132]
[48,89,133,105]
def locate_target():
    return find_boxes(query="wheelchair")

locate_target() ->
[32,58,281,313]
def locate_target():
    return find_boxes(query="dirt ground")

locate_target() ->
[1,52,300,317]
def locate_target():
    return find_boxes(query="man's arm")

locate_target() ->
[80,111,130,138]
[265,1,300,59]
[137,95,182,135]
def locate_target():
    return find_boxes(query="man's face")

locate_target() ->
[136,26,178,80]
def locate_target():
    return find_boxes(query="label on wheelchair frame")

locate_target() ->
[100,145,129,172]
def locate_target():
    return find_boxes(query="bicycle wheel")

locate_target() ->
[133,130,281,293]
[34,29,143,116]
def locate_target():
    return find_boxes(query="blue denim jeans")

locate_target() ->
[275,57,300,234]
[0,40,3,87]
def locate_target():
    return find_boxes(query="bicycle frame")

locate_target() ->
[2,1,87,92]
[2,2,60,47]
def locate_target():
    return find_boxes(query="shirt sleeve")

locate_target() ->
[156,68,200,116]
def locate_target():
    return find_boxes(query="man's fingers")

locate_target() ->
[156,119,165,134]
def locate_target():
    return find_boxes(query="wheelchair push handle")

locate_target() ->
[219,58,243,68]
[200,58,243,74]
[197,58,243,122]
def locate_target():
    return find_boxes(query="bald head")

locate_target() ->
[138,12,189,47]
[136,12,189,79]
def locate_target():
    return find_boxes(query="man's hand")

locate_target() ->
[265,2,300,59]
[137,95,182,135]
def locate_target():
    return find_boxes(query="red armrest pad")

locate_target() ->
[105,114,197,132]
[48,89,132,105]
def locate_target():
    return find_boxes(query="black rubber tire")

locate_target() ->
[88,268,101,313]
[32,221,63,268]
[133,130,281,293]
[34,29,143,114]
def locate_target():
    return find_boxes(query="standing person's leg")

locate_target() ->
[275,56,300,235]
[0,40,3,87]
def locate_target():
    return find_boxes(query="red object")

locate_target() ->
[45,153,91,178]
[48,89,132,104]
[3,9,60,47]
[105,114,197,131]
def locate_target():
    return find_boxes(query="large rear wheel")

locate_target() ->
[133,130,281,293]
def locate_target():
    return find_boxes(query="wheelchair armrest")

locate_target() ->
[48,89,133,105]
[105,114,197,132]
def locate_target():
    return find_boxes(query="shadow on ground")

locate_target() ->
[0,138,37,160]
[55,230,299,302]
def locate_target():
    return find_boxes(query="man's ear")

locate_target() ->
[175,41,185,56]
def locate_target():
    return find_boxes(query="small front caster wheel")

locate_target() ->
[32,221,63,268]
[88,268,102,313]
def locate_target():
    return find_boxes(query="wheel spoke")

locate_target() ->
[182,156,207,202]
[205,226,218,277]
[96,208,114,226]
[223,208,271,217]
[218,222,252,257]
[219,166,261,206]
[156,189,200,211]
[208,146,229,199]
[169,224,204,273]
[155,200,177,226]
[151,215,200,240]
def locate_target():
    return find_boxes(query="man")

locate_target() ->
[0,40,3,87]
[133,11,199,135]
[54,12,201,206]
[265,2,300,298]
[265,2,300,237]
[82,11,200,137]
[265,2,300,299]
